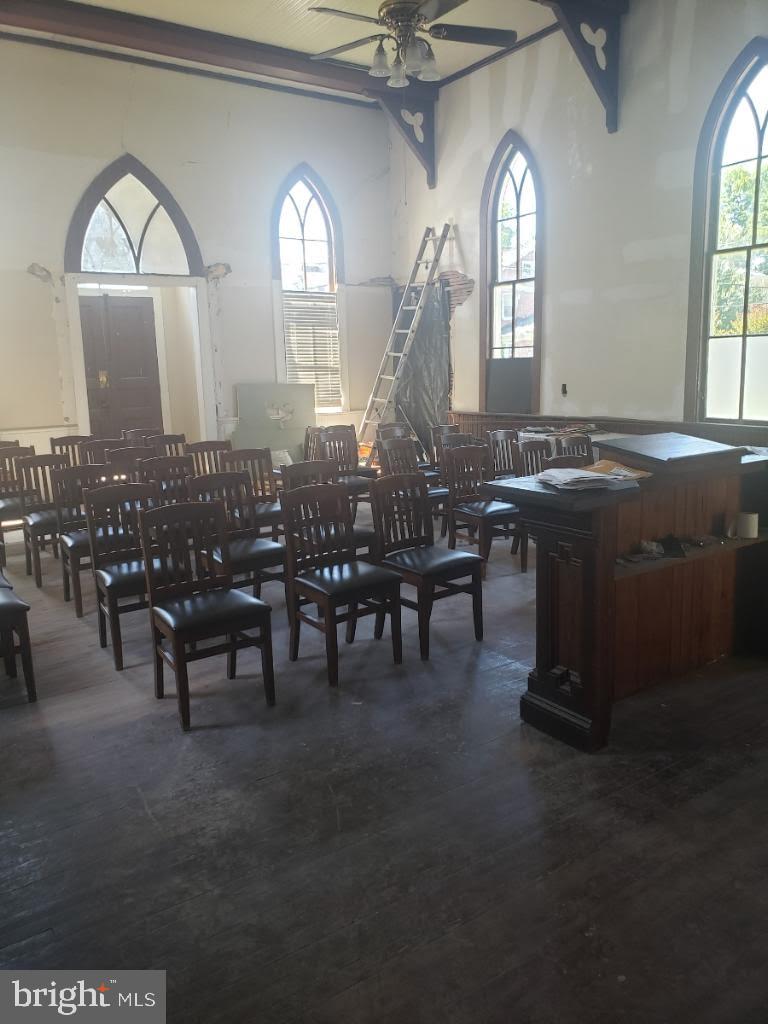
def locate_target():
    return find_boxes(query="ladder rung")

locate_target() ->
[379,375,395,381]
[402,305,418,311]
[394,329,410,334]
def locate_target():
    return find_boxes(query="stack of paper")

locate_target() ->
[537,467,640,490]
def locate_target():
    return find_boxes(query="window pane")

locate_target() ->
[717,160,757,249]
[748,247,768,333]
[139,206,189,274]
[279,238,305,290]
[706,337,743,418]
[514,347,534,360]
[303,198,329,243]
[519,168,536,216]
[519,214,536,279]
[758,160,768,245]
[279,197,302,240]
[747,66,768,129]
[722,97,760,164]
[497,220,517,282]
[304,240,331,292]
[743,336,768,420]
[105,174,158,253]
[498,173,517,219]
[514,281,535,346]
[492,285,514,358]
[710,251,747,335]
[82,201,135,273]
[288,180,313,221]
[510,152,527,191]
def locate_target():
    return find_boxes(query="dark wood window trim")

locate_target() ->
[65,153,204,276]
[479,130,543,413]
[270,163,344,286]
[685,36,768,425]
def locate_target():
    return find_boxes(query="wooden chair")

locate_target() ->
[123,427,164,443]
[52,463,109,617]
[138,500,275,732]
[280,460,375,555]
[138,456,194,504]
[380,437,448,536]
[105,446,148,480]
[147,433,186,458]
[50,435,91,465]
[371,474,483,660]
[303,426,325,462]
[84,482,160,670]
[0,588,36,702]
[221,448,282,538]
[543,455,589,470]
[320,427,376,517]
[430,423,459,469]
[555,433,595,463]
[0,440,21,447]
[188,472,285,597]
[488,430,519,479]
[79,438,130,464]
[183,440,232,476]
[513,439,552,477]
[443,445,528,574]
[376,422,410,441]
[0,445,34,568]
[17,454,71,587]
[280,483,402,686]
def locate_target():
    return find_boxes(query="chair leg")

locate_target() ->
[519,526,529,574]
[30,532,43,589]
[472,566,484,641]
[479,523,492,579]
[417,581,434,661]
[0,525,5,568]
[288,588,301,661]
[227,634,237,679]
[173,636,191,731]
[61,548,71,602]
[2,627,16,678]
[16,614,36,703]
[23,526,32,577]
[97,592,108,648]
[71,556,85,618]
[153,627,164,698]
[345,601,358,644]
[260,618,276,707]
[390,588,402,665]
[440,507,448,539]
[106,592,123,671]
[324,603,339,687]
[373,605,386,639]
[448,513,457,550]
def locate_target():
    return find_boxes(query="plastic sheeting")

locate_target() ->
[391,282,451,458]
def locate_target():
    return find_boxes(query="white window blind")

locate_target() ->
[282,290,342,412]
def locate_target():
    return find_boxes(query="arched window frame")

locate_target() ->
[65,154,204,276]
[686,38,768,424]
[479,131,543,413]
[271,163,344,286]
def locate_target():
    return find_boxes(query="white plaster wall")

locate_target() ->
[389,0,768,418]
[0,39,392,434]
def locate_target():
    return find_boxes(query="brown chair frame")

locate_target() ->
[146,433,186,458]
[138,456,195,504]
[52,463,109,617]
[50,435,91,465]
[17,454,71,587]
[488,430,519,479]
[513,440,552,477]
[183,440,232,477]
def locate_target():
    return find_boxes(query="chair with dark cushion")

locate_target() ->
[280,483,402,686]
[380,437,447,536]
[320,425,378,501]
[105,446,149,481]
[430,423,459,471]
[0,588,36,702]
[78,439,127,465]
[50,435,91,465]
[221,449,282,538]
[513,439,552,477]
[371,474,483,660]
[0,445,35,568]
[17,454,71,587]
[138,455,194,504]
[443,445,528,575]
[280,460,375,555]
[84,482,161,670]
[183,440,232,477]
[52,463,109,617]
[123,427,164,443]
[146,433,186,458]
[188,472,284,597]
[139,500,275,731]
[555,433,595,463]
[488,430,519,479]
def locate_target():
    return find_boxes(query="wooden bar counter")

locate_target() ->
[481,433,768,751]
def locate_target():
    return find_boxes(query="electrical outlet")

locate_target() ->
[561,383,568,396]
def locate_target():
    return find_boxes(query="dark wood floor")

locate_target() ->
[1,520,767,1024]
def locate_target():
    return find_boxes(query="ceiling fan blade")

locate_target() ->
[429,23,518,47]
[416,0,468,21]
[309,6,381,25]
[310,35,383,60]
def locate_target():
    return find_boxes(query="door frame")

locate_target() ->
[64,273,216,439]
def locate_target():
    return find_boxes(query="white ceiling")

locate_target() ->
[68,0,556,79]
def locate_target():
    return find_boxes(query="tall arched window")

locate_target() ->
[274,168,343,413]
[696,49,768,422]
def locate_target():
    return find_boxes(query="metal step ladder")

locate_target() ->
[359,224,450,459]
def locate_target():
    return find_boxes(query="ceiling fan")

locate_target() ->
[309,1,518,87]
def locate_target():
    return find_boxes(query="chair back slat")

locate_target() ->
[17,455,71,512]
[555,433,594,462]
[79,438,134,464]
[514,439,551,477]
[146,433,186,458]
[84,482,160,568]
[280,483,356,575]
[50,435,91,465]
[138,456,195,503]
[221,448,277,500]
[370,473,433,557]
[380,437,420,476]
[105,446,149,480]
[443,446,489,505]
[139,500,232,602]
[183,440,232,477]
[188,472,253,535]
[0,446,35,498]
[320,427,359,474]
[430,423,459,467]
[52,464,108,534]
[123,427,164,442]
[280,460,338,491]
[488,430,519,478]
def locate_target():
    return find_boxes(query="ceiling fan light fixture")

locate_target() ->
[387,55,409,89]
[404,37,424,73]
[417,44,441,82]
[368,39,390,78]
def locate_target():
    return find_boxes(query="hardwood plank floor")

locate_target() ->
[1,521,767,1023]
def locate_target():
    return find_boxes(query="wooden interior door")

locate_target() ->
[80,295,163,437]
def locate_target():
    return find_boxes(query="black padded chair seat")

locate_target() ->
[0,497,23,521]
[0,570,12,589]
[153,588,270,633]
[353,466,379,480]
[212,537,284,571]
[454,500,519,520]
[338,475,371,496]
[59,528,90,552]
[382,546,483,578]
[427,486,449,500]
[422,469,441,482]
[95,558,160,592]
[0,588,29,614]
[352,524,375,549]
[250,501,283,525]
[296,561,401,599]
[23,509,59,530]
